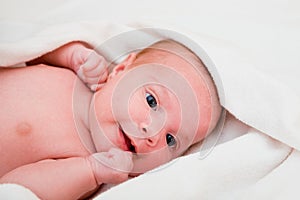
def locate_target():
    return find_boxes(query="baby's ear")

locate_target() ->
[108,53,137,80]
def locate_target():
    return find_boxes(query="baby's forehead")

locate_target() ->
[150,40,201,62]
[131,49,207,100]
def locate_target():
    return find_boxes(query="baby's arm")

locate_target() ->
[0,157,97,200]
[0,149,133,200]
[27,42,108,91]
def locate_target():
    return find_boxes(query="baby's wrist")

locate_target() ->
[86,154,104,185]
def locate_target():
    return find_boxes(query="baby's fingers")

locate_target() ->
[84,77,100,84]
[82,53,106,74]
[90,83,105,92]
[88,149,133,184]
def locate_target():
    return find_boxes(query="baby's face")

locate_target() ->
[89,49,215,174]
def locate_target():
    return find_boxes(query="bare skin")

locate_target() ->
[0,41,221,199]
[0,42,132,199]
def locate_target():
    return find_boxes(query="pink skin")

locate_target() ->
[0,41,215,199]
[89,50,214,174]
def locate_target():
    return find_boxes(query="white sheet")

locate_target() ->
[0,0,299,199]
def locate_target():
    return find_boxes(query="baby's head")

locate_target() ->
[90,40,222,173]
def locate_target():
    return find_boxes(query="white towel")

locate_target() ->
[0,0,299,199]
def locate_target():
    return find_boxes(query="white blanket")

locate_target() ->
[0,0,299,199]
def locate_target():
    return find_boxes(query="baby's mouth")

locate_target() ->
[119,125,136,153]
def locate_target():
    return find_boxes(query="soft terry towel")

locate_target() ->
[0,183,39,200]
[0,0,299,199]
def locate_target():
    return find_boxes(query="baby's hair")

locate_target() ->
[136,40,222,137]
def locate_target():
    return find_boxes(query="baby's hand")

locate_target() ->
[87,148,133,185]
[72,46,108,91]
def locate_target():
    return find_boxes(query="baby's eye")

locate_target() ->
[146,92,157,110]
[166,133,177,147]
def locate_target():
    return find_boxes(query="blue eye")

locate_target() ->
[166,133,176,147]
[146,92,157,110]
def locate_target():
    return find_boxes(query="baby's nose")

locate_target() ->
[134,125,165,153]
[134,134,165,153]
[139,122,161,146]
[139,122,148,135]
[145,133,161,147]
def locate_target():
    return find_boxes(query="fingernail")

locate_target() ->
[90,84,98,91]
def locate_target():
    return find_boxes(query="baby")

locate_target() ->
[0,40,222,199]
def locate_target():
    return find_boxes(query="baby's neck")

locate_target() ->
[72,80,97,153]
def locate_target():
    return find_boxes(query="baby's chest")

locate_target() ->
[0,66,89,174]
